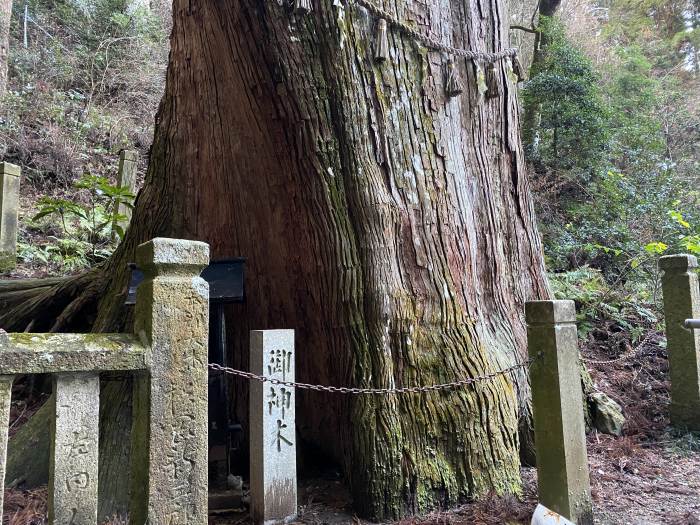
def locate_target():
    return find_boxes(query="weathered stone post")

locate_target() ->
[130,237,210,524]
[0,375,12,523]
[49,373,100,524]
[660,254,700,430]
[0,162,20,272]
[250,329,297,525]
[526,300,593,525]
[114,150,138,233]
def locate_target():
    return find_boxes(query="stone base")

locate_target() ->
[671,403,700,432]
[0,252,15,273]
[208,490,243,512]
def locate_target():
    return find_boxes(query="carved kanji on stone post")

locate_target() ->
[130,237,210,524]
[0,237,210,525]
[49,373,100,525]
[250,329,297,524]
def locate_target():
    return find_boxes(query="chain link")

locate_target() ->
[208,355,539,395]
[350,0,518,62]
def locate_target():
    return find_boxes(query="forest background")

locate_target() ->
[1,0,698,341]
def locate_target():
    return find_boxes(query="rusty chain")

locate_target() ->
[350,0,518,62]
[208,355,540,395]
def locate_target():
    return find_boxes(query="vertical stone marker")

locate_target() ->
[660,254,700,430]
[0,162,20,272]
[130,237,210,525]
[250,329,297,525]
[114,150,138,233]
[48,373,100,525]
[0,375,13,524]
[526,300,593,525]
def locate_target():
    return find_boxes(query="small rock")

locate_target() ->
[590,392,625,436]
[227,474,243,490]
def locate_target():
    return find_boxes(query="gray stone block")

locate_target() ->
[130,237,210,525]
[49,373,100,525]
[527,300,593,525]
[250,330,297,525]
[114,150,138,233]
[0,376,12,524]
[0,162,20,272]
[660,254,700,430]
[526,300,577,325]
[0,333,148,374]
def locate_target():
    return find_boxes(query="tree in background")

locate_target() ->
[2,0,549,520]
[522,17,608,178]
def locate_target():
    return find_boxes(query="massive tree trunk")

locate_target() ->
[4,0,549,519]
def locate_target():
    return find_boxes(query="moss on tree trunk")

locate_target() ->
[2,0,550,519]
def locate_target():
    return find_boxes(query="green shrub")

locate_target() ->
[20,173,134,272]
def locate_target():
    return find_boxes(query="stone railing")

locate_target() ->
[660,254,700,431]
[0,237,210,524]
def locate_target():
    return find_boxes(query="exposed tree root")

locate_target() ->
[0,270,107,332]
[0,269,132,521]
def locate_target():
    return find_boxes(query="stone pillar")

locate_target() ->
[130,237,210,525]
[114,150,138,233]
[526,300,592,525]
[660,254,700,430]
[0,162,20,272]
[250,329,297,525]
[48,373,100,525]
[0,376,13,524]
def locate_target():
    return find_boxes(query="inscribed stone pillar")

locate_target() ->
[660,254,700,430]
[526,300,593,525]
[48,373,100,525]
[0,375,12,524]
[0,162,20,272]
[250,329,297,525]
[130,237,209,525]
[114,150,138,232]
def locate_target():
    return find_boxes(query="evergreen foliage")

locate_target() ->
[524,7,699,304]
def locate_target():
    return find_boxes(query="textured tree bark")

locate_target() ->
[0,0,11,96]
[3,0,549,519]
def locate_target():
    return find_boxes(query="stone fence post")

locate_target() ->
[49,372,100,524]
[526,300,592,525]
[130,237,210,524]
[250,329,297,524]
[114,150,138,234]
[0,375,12,518]
[660,254,700,430]
[0,162,20,272]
